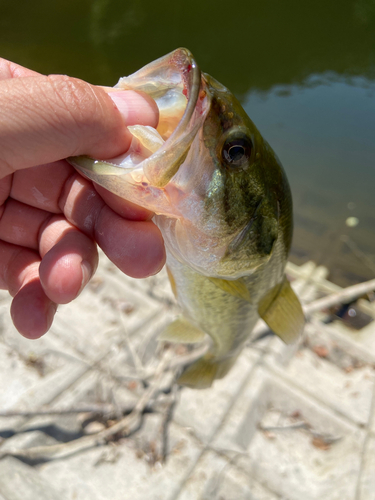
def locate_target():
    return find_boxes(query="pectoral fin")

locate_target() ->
[158,317,206,344]
[258,278,305,344]
[208,277,251,302]
[177,354,236,389]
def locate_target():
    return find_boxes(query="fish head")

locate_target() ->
[173,72,293,278]
[69,48,293,279]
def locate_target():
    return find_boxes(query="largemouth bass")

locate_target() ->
[69,48,304,389]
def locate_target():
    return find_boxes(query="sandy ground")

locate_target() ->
[0,253,375,500]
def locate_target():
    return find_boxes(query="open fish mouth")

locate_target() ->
[68,48,210,208]
[68,49,284,279]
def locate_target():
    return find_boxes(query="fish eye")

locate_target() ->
[222,134,253,168]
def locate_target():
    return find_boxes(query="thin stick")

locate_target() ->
[259,422,309,432]
[160,385,178,462]
[303,278,375,315]
[259,422,341,444]
[0,343,208,421]
[0,405,131,418]
[252,278,375,339]
[119,316,144,376]
[0,350,174,462]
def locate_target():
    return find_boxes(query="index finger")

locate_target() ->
[0,57,41,79]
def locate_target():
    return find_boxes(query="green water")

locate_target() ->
[1,0,375,285]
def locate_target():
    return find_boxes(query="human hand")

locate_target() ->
[0,58,165,339]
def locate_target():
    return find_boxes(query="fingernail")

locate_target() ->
[108,91,130,122]
[108,90,159,127]
[46,302,58,332]
[149,261,165,277]
[146,250,166,278]
[79,260,92,295]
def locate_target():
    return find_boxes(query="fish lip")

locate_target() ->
[67,49,209,212]
[169,48,202,133]
[138,48,207,188]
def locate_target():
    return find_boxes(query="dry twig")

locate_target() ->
[259,421,341,445]
[303,278,375,315]
[0,350,174,461]
[252,278,375,339]
[159,385,178,462]
[0,405,133,418]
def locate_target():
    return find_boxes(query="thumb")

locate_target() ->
[0,75,158,176]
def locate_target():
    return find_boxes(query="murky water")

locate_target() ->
[1,0,374,285]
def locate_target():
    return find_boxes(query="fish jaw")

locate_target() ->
[68,48,210,216]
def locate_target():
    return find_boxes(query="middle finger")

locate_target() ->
[0,198,99,303]
[9,162,166,278]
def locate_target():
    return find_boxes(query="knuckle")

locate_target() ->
[47,76,101,125]
[44,76,110,155]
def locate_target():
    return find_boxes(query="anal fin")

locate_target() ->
[177,355,236,389]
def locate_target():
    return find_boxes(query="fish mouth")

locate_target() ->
[128,48,204,188]
[68,48,209,202]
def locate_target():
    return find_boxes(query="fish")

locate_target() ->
[68,48,304,389]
